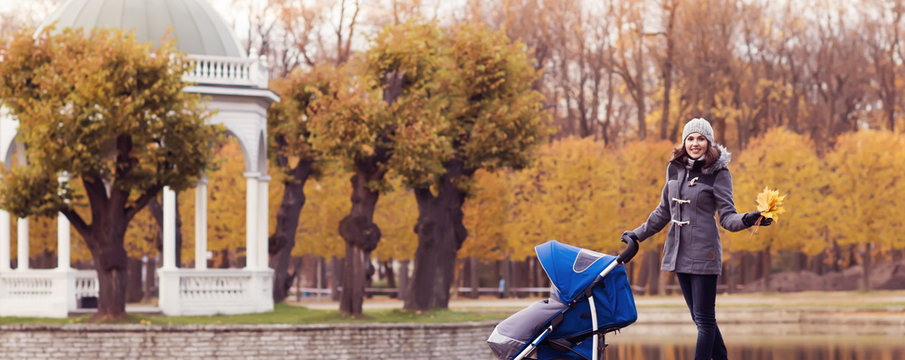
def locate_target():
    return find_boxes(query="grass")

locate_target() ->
[0,303,509,325]
[2,291,902,325]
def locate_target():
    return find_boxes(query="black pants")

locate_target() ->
[677,273,727,360]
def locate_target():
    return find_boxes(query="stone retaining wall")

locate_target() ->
[0,322,500,359]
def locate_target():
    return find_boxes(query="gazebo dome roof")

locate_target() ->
[38,0,246,58]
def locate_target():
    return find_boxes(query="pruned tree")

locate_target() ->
[265,66,338,302]
[0,28,219,321]
[404,24,549,311]
[309,21,448,315]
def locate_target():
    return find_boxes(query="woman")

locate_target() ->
[623,118,771,360]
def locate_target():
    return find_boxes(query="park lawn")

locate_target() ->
[0,303,509,325]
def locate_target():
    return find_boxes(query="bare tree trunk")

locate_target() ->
[339,244,369,315]
[469,257,480,299]
[405,158,469,311]
[269,158,315,303]
[398,259,410,301]
[125,257,143,303]
[383,260,397,299]
[83,219,129,322]
[331,255,341,301]
[726,251,735,294]
[762,246,771,291]
[337,170,382,316]
[502,257,512,298]
[861,242,872,291]
[645,250,660,295]
[659,0,677,140]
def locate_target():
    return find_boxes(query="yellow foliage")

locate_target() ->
[502,137,623,260]
[372,178,418,262]
[755,187,786,220]
[461,169,510,260]
[616,139,676,251]
[203,140,247,256]
[826,130,905,251]
[726,127,825,255]
[292,169,348,258]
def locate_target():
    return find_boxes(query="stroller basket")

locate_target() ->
[488,239,639,360]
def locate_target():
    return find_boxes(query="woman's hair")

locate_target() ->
[671,141,720,168]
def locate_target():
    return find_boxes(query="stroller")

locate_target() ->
[488,236,639,360]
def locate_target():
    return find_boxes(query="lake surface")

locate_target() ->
[603,334,905,360]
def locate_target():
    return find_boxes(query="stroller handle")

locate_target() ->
[616,234,639,264]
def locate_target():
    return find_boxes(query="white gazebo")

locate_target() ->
[0,0,277,317]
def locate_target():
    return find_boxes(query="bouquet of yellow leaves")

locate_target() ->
[752,187,786,233]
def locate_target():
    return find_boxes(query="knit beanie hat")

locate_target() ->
[682,118,715,144]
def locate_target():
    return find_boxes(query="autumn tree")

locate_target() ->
[460,169,511,296]
[404,24,548,311]
[726,128,826,289]
[616,139,675,294]
[0,28,218,321]
[825,130,905,290]
[372,181,419,299]
[266,66,343,302]
[861,0,905,132]
[307,21,448,315]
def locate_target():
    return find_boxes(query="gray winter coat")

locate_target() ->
[632,145,749,275]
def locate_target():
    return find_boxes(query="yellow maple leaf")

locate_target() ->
[756,186,786,220]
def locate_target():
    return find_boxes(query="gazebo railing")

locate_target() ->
[183,55,268,88]
[73,270,99,300]
[0,269,98,317]
[158,268,273,315]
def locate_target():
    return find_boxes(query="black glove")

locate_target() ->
[742,211,773,227]
[621,231,639,243]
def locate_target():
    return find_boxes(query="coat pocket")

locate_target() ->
[689,225,716,260]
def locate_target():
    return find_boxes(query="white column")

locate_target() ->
[57,213,70,270]
[16,217,28,270]
[257,176,270,269]
[194,178,208,270]
[162,186,177,270]
[0,210,9,271]
[56,172,71,270]
[244,172,259,269]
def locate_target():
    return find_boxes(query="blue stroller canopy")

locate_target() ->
[535,240,617,304]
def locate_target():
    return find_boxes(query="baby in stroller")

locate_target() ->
[488,236,638,360]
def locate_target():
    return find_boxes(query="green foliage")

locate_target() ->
[443,24,550,176]
[0,27,220,221]
[268,65,337,180]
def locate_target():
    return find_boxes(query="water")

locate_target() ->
[603,333,905,360]
[602,340,905,360]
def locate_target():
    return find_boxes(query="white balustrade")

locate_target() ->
[180,273,250,299]
[183,55,268,88]
[73,270,99,300]
[2,275,53,297]
[0,269,97,317]
[158,268,273,316]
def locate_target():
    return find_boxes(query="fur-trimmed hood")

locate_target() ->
[705,144,731,175]
[671,144,731,175]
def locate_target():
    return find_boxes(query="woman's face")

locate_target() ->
[684,132,709,159]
